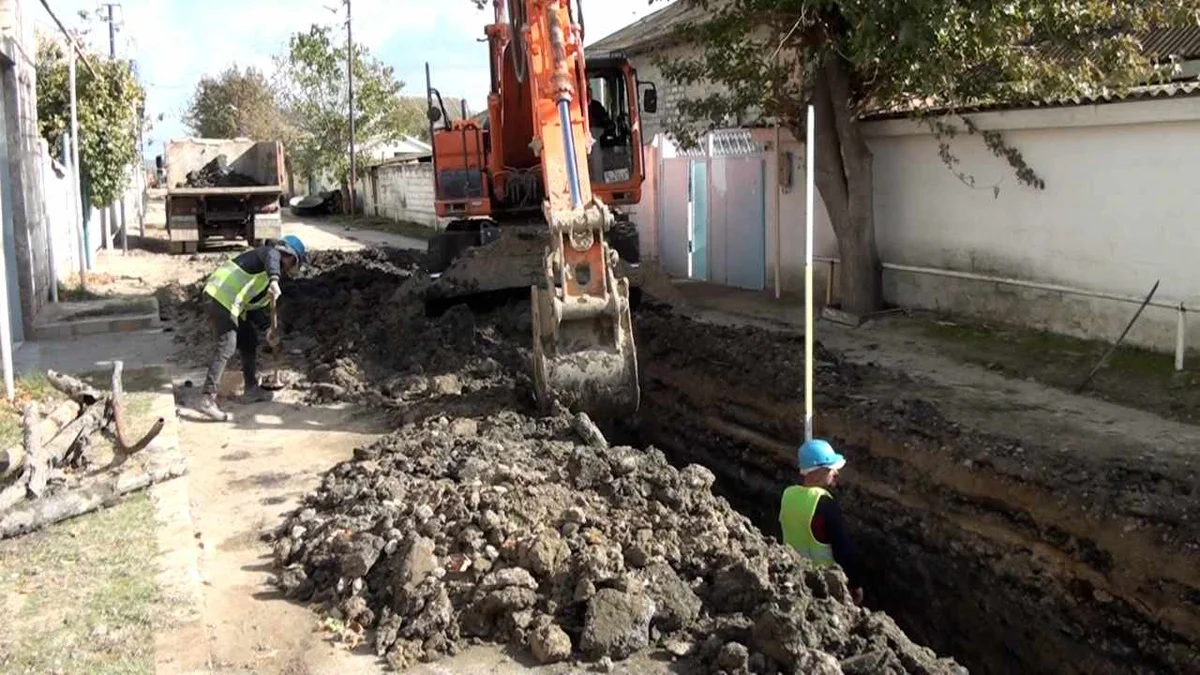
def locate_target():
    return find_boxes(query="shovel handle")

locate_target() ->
[268,295,280,347]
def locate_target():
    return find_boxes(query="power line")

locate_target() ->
[37,0,97,75]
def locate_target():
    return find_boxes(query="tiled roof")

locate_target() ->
[865,81,1200,120]
[1042,27,1200,63]
[586,1,699,54]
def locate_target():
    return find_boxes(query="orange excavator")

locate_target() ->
[423,0,657,417]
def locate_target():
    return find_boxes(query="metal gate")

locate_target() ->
[657,129,766,290]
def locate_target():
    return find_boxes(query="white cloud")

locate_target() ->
[31,0,668,153]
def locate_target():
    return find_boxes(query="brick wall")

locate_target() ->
[358,162,437,228]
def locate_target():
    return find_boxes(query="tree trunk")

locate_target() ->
[0,456,188,539]
[807,56,883,316]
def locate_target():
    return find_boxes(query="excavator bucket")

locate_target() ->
[531,264,639,418]
[424,221,643,418]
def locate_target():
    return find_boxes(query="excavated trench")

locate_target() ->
[622,305,1200,675]
[204,250,1200,674]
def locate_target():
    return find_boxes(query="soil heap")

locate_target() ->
[181,154,262,188]
[271,406,963,674]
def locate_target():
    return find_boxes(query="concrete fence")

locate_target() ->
[40,140,144,286]
[356,162,437,228]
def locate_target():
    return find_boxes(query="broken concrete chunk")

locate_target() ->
[529,616,573,664]
[519,530,569,579]
[641,563,701,631]
[718,641,750,672]
[580,588,655,660]
[393,535,438,589]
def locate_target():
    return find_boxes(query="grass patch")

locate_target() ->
[0,492,160,674]
[327,214,437,241]
[0,373,68,449]
[57,274,121,302]
[919,314,1200,424]
[923,319,1182,379]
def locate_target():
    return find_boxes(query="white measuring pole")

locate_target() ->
[804,104,815,442]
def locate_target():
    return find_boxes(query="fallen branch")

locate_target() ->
[0,399,80,480]
[23,403,46,498]
[46,370,101,405]
[0,401,109,513]
[110,360,165,455]
[0,456,188,538]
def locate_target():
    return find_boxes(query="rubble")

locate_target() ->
[181,154,262,188]
[270,381,961,672]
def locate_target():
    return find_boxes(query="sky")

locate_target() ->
[33,0,669,157]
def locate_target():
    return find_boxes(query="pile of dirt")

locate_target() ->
[181,154,262,188]
[275,248,533,411]
[270,405,963,673]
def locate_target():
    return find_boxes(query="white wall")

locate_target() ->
[866,96,1200,352]
[41,143,145,285]
[358,162,437,228]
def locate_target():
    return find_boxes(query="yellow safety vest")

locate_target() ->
[203,258,271,320]
[779,485,835,567]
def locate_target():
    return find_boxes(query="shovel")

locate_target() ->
[262,294,287,391]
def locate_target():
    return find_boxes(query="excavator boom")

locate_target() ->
[424,0,645,417]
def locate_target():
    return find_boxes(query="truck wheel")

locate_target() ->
[606,221,640,264]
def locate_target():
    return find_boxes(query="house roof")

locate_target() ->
[589,8,1200,64]
[586,1,698,55]
[1042,27,1200,63]
[864,80,1200,120]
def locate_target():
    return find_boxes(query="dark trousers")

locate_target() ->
[202,297,267,397]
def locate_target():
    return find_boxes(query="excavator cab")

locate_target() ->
[422,0,656,419]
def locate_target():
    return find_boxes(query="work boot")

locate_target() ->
[241,384,274,404]
[196,394,232,422]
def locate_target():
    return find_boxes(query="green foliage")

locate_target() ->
[36,38,145,207]
[276,24,424,183]
[659,0,1200,191]
[184,65,291,141]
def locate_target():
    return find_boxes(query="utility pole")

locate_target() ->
[345,0,356,217]
[99,1,126,253]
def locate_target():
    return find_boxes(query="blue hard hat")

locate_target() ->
[281,235,307,264]
[798,439,846,474]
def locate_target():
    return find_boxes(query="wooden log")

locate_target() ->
[0,399,81,480]
[0,404,43,510]
[23,402,46,499]
[0,456,188,538]
[46,370,101,405]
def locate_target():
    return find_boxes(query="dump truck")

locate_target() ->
[164,138,285,253]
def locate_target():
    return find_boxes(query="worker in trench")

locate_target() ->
[195,235,307,421]
[779,439,866,605]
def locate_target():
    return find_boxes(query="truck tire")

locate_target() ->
[606,220,640,264]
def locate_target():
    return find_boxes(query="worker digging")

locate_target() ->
[195,235,307,422]
[779,439,865,607]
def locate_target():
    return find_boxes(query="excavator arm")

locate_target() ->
[424,0,640,418]
[516,0,640,416]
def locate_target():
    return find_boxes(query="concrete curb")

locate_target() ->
[148,382,213,672]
